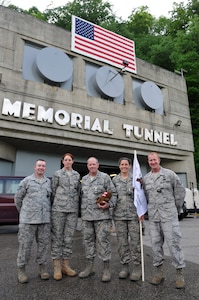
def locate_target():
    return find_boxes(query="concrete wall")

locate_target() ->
[0,6,196,186]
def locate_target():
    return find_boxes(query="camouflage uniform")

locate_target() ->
[112,173,141,265]
[143,167,186,268]
[81,171,117,261]
[51,168,80,259]
[14,174,51,267]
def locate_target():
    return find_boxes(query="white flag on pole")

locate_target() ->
[132,150,147,217]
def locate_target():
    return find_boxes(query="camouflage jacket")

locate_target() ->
[51,168,80,213]
[14,174,51,224]
[112,173,137,220]
[81,171,117,221]
[143,167,185,222]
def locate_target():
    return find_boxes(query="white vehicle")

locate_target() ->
[184,188,199,213]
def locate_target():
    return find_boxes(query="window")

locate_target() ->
[5,179,21,194]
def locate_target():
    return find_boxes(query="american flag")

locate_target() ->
[71,16,137,74]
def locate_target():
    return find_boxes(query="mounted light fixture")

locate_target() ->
[121,60,129,72]
[175,120,182,127]
[109,60,129,82]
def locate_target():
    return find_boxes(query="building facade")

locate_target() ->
[0,6,196,187]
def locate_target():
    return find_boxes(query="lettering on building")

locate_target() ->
[1,98,177,146]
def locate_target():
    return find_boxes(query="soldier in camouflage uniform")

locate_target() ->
[14,159,52,284]
[143,152,186,289]
[79,157,117,282]
[112,157,142,281]
[51,153,80,280]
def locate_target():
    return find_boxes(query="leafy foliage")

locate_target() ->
[3,0,199,179]
[43,0,116,30]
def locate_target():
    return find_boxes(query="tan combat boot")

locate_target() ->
[18,266,28,283]
[102,261,111,282]
[119,263,129,279]
[151,264,164,285]
[53,259,62,280]
[175,268,185,289]
[130,264,142,281]
[61,259,77,277]
[39,264,50,280]
[79,258,95,278]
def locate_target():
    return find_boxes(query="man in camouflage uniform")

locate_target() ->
[79,157,117,282]
[14,159,51,283]
[143,152,186,289]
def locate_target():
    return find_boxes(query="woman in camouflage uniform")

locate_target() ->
[112,157,142,281]
[51,153,80,280]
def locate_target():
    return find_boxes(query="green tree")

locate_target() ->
[170,14,199,177]
[126,6,155,36]
[149,35,175,71]
[6,4,47,20]
[4,0,199,180]
[44,0,116,30]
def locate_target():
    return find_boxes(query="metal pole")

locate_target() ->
[139,220,145,281]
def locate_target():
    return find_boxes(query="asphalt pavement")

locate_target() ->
[0,215,199,300]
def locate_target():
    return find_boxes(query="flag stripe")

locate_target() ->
[94,34,134,60]
[71,16,137,73]
[75,35,134,60]
[75,37,136,71]
[95,26,134,49]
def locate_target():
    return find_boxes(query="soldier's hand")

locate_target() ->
[138,214,145,221]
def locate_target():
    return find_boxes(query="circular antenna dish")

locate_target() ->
[95,66,124,98]
[141,81,163,110]
[36,47,72,83]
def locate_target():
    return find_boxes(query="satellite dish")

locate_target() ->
[140,81,163,110]
[95,66,124,98]
[36,47,72,83]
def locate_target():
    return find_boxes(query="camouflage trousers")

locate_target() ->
[81,219,111,261]
[149,219,185,268]
[51,211,78,259]
[114,219,141,265]
[17,223,51,267]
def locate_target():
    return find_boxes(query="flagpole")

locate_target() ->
[133,150,147,282]
[139,220,145,281]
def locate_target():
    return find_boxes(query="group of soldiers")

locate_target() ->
[14,152,186,289]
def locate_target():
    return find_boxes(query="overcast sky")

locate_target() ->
[7,0,188,19]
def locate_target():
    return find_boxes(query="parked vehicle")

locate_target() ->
[184,188,199,214]
[0,176,24,225]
